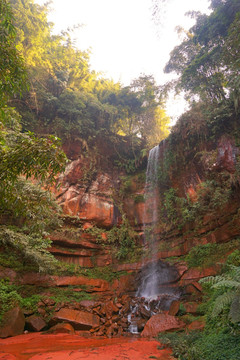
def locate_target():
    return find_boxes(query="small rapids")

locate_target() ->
[127,260,181,333]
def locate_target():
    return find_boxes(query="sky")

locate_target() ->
[36,0,211,119]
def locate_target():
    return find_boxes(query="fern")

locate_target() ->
[200,266,240,324]
[229,290,240,323]
[0,226,58,272]
[212,290,235,317]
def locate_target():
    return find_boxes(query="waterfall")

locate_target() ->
[127,143,181,334]
[136,144,160,299]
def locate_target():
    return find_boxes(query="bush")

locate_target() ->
[158,331,240,360]
[194,332,240,360]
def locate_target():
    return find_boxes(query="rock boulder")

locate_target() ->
[141,313,185,337]
[0,307,25,338]
[51,308,100,330]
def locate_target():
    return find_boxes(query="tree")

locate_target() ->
[164,0,240,106]
[0,0,27,107]
[0,0,67,271]
[110,75,170,146]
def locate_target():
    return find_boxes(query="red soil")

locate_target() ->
[0,333,173,360]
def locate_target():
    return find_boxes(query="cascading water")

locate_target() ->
[137,144,161,299]
[128,143,181,333]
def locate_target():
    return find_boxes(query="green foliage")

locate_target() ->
[158,331,240,360]
[164,0,240,106]
[0,226,58,272]
[7,0,169,151]
[0,0,27,106]
[0,178,62,232]
[0,280,41,323]
[186,243,218,268]
[194,332,240,360]
[0,280,22,322]
[134,194,145,203]
[106,218,137,260]
[161,179,232,228]
[0,248,38,273]
[86,217,137,261]
[0,0,68,273]
[200,265,240,324]
[186,239,240,269]
[0,132,66,186]
[54,262,127,283]
[226,250,240,267]
[158,331,201,360]
[45,287,92,306]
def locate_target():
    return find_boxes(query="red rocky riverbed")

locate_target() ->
[0,333,173,360]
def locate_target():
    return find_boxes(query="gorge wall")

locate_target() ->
[50,123,240,275]
[47,113,240,336]
[1,115,240,338]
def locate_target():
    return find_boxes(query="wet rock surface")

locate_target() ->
[0,333,173,360]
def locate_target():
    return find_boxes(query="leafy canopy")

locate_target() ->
[164,0,240,109]
[0,0,67,271]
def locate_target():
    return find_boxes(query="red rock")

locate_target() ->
[168,300,180,316]
[50,233,101,250]
[187,318,205,330]
[18,273,54,287]
[57,165,116,227]
[112,274,135,294]
[50,247,93,257]
[82,222,93,230]
[137,318,147,331]
[184,283,202,295]
[0,307,25,338]
[76,193,115,227]
[54,256,94,267]
[42,298,56,306]
[53,276,109,292]
[51,308,100,330]
[37,308,47,317]
[0,333,173,360]
[174,262,188,277]
[180,266,220,285]
[101,232,108,241]
[112,262,142,272]
[25,315,46,332]
[79,300,97,308]
[47,323,75,334]
[215,136,237,173]
[124,199,145,227]
[141,314,185,337]
[184,302,199,315]
[106,322,118,338]
[0,353,16,360]
[187,185,198,202]
[104,301,119,319]
[0,267,17,282]
[157,247,186,259]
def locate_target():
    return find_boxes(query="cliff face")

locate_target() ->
[33,125,239,336]
[48,136,146,268]
[50,128,240,271]
[1,118,240,338]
